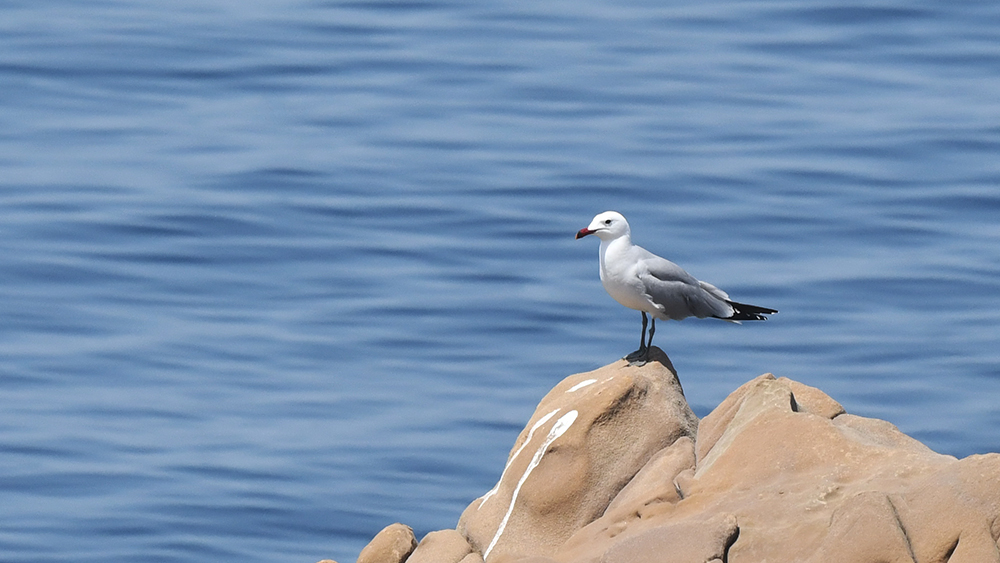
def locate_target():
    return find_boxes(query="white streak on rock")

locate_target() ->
[567,379,597,393]
[479,408,560,508]
[483,410,579,561]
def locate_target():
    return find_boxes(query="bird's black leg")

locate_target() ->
[625,312,649,364]
[639,312,648,352]
[646,317,656,352]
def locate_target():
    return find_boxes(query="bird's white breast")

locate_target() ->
[599,238,655,313]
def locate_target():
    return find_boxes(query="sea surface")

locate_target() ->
[2,0,1000,561]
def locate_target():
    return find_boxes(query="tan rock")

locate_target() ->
[782,377,845,419]
[457,348,698,562]
[806,491,915,563]
[356,523,417,563]
[350,356,1000,563]
[880,454,1000,563]
[406,529,473,563]
[602,436,695,520]
[552,373,1000,563]
[600,513,739,563]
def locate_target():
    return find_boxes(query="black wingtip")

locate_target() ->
[725,300,777,321]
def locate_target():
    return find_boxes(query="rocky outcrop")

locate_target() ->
[341,349,1000,563]
[457,348,698,562]
[355,523,417,563]
[406,529,475,563]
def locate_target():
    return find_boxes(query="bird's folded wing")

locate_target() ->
[639,271,734,319]
[697,280,731,301]
[640,253,699,285]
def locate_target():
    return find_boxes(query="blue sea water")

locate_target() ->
[2,0,999,561]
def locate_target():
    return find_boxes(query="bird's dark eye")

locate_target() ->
[604,219,612,225]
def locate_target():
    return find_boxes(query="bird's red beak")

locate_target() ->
[576,228,593,239]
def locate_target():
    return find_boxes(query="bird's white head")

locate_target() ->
[576,211,630,241]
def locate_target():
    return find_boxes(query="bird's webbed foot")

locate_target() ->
[624,347,649,366]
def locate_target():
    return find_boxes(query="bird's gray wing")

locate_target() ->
[697,280,731,302]
[636,250,734,320]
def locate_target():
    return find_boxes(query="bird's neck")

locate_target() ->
[599,235,631,271]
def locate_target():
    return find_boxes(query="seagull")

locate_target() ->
[576,211,776,364]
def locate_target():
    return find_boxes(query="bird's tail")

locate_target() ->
[723,300,777,322]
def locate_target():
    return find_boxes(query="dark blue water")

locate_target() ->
[3,1,1000,561]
